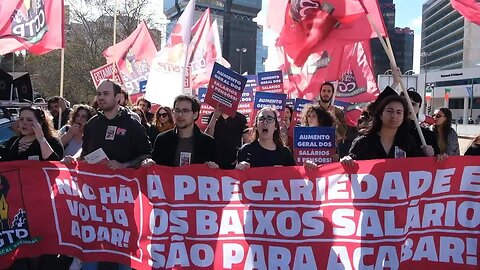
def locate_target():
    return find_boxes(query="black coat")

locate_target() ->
[151,124,216,167]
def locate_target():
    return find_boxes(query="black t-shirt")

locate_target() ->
[237,141,296,168]
[208,112,247,169]
[465,145,480,156]
[81,107,151,163]
[348,133,422,160]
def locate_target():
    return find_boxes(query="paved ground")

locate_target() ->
[459,136,474,155]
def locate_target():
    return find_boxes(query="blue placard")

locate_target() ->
[244,75,258,92]
[286,98,295,108]
[257,70,283,93]
[254,91,287,111]
[293,126,336,149]
[294,98,314,113]
[139,80,147,93]
[198,87,207,102]
[241,88,254,103]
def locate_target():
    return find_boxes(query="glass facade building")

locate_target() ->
[371,0,414,76]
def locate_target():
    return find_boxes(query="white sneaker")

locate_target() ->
[69,257,83,270]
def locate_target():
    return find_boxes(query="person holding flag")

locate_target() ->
[317,82,347,146]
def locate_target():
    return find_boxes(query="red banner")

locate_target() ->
[451,0,480,25]
[1,157,479,269]
[89,63,124,88]
[0,0,65,55]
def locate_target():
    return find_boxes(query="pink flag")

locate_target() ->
[277,0,387,67]
[281,41,379,126]
[103,21,157,93]
[451,0,480,25]
[189,18,230,90]
[0,0,65,55]
[145,0,196,106]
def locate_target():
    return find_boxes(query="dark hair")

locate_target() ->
[285,106,293,122]
[47,96,69,110]
[119,90,132,106]
[173,95,201,120]
[301,104,335,127]
[68,104,96,126]
[363,95,410,135]
[320,82,335,91]
[253,107,285,147]
[470,135,480,148]
[132,106,149,127]
[98,79,122,95]
[432,107,453,142]
[153,106,174,132]
[401,90,423,106]
[19,106,57,138]
[136,97,152,110]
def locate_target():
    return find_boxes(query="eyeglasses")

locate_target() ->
[433,114,445,118]
[173,108,192,115]
[158,113,168,118]
[257,116,276,124]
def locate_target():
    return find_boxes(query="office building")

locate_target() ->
[371,0,414,76]
[420,0,480,71]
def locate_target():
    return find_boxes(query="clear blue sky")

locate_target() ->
[259,0,425,73]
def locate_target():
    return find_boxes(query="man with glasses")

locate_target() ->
[145,95,218,167]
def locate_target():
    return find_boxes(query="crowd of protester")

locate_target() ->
[1,77,479,270]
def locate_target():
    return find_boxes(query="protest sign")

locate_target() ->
[245,75,258,92]
[1,157,479,270]
[204,63,247,117]
[90,63,123,88]
[254,91,287,120]
[196,87,215,131]
[237,87,254,126]
[293,126,336,165]
[257,70,284,93]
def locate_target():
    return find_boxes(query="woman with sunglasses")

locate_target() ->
[431,107,460,156]
[236,107,296,169]
[1,106,63,162]
[149,106,175,144]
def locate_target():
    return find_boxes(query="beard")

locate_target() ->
[320,96,332,103]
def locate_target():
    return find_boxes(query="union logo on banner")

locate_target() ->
[10,0,48,43]
[0,170,40,254]
[336,70,367,98]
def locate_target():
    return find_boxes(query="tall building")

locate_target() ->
[256,25,267,73]
[164,0,262,74]
[420,0,480,72]
[371,0,414,76]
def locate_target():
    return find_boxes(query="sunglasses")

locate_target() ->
[433,114,445,118]
[158,113,168,118]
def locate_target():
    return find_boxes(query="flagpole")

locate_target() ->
[364,13,427,147]
[58,48,65,130]
[112,0,118,82]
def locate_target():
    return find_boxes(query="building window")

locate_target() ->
[448,98,464,109]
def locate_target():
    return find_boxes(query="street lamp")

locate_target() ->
[236,47,247,74]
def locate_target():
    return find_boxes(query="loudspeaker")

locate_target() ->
[11,72,33,102]
[0,69,13,101]
[0,69,33,102]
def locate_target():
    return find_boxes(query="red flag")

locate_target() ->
[280,41,379,126]
[451,0,480,25]
[103,21,157,94]
[0,0,65,55]
[278,0,387,67]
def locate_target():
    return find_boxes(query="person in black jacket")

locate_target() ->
[341,95,423,164]
[144,95,218,168]
[465,135,480,156]
[401,90,441,157]
[2,106,63,162]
